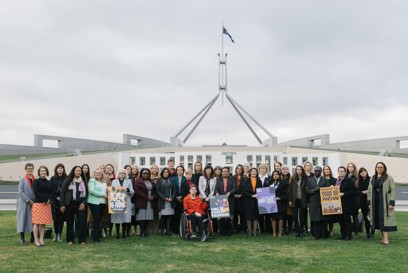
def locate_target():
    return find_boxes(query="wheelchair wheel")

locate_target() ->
[179,214,186,239]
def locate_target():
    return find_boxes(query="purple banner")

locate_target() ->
[256,187,278,215]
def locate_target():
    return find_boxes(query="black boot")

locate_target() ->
[122,224,127,239]
[20,232,25,244]
[140,221,146,238]
[115,224,120,239]
[30,232,34,243]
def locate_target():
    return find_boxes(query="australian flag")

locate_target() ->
[222,27,235,43]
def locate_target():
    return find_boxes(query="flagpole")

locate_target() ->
[221,22,224,105]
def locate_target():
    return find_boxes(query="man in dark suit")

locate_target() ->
[306,166,330,239]
[215,167,237,235]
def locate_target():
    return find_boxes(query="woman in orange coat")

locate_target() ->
[183,184,208,239]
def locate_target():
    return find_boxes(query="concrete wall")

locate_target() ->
[34,135,134,152]
[0,152,120,181]
[123,134,170,147]
[279,134,331,148]
[0,144,64,156]
[321,136,408,153]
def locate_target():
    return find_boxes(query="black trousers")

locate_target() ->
[88,203,106,242]
[259,214,271,234]
[65,201,86,243]
[339,214,352,240]
[171,203,183,234]
[188,214,204,235]
[293,199,305,235]
[360,204,371,235]
[51,201,64,235]
[312,220,328,239]
[233,210,246,233]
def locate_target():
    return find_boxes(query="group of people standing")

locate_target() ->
[16,158,397,246]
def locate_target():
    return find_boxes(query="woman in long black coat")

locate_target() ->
[231,164,246,233]
[243,168,262,236]
[336,166,356,241]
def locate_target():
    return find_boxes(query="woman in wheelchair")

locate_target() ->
[183,184,208,240]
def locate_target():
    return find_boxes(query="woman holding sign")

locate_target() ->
[111,169,134,239]
[270,170,287,238]
[368,162,397,245]
[243,168,262,236]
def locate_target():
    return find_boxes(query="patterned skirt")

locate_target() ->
[32,203,53,224]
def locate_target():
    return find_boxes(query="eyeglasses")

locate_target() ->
[314,170,322,172]
[376,166,384,169]
[142,173,149,175]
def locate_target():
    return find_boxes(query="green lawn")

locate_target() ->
[0,211,406,273]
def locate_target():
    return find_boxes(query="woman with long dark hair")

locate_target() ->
[81,164,91,183]
[368,162,397,245]
[357,167,371,239]
[50,163,67,242]
[60,166,88,245]
[281,165,293,235]
[192,161,203,188]
[270,170,287,238]
[232,164,246,233]
[243,167,262,237]
[288,165,308,237]
[156,168,176,236]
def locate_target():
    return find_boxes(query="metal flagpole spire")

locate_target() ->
[171,24,277,146]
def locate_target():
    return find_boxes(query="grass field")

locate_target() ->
[0,211,406,273]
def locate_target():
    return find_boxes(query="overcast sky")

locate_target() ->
[1,0,408,147]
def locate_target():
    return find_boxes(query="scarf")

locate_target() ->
[250,177,257,192]
[69,177,86,200]
[25,174,35,189]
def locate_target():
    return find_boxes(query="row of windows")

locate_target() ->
[131,155,329,169]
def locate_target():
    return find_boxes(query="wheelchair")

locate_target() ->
[179,211,213,242]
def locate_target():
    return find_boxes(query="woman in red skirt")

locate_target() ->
[32,165,53,247]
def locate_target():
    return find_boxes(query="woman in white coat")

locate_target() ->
[111,169,134,239]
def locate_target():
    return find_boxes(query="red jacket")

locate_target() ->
[183,194,208,215]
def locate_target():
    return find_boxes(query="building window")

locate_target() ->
[274,155,279,162]
[130,157,135,165]
[247,155,253,165]
[206,155,212,165]
[188,163,193,170]
[312,157,318,167]
[160,157,166,166]
[140,157,146,166]
[149,157,156,165]
[196,155,202,163]
[188,155,193,164]
[323,157,329,166]
[256,155,262,164]
[169,156,175,162]
[179,155,185,164]
[265,155,271,171]
[226,155,233,164]
[292,157,298,166]
[283,157,287,165]
[302,157,308,164]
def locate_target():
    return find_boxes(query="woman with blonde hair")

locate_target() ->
[87,169,108,243]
